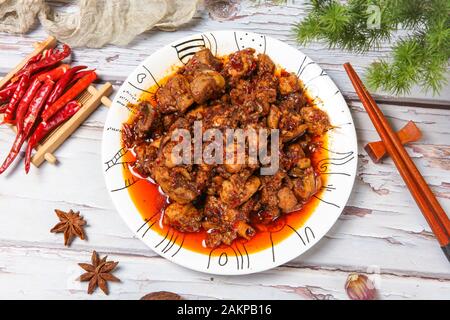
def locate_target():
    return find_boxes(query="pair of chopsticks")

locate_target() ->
[344,63,450,262]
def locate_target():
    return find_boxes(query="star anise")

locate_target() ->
[50,209,86,246]
[78,251,120,295]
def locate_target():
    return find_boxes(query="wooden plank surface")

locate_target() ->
[0,0,449,299]
[0,1,448,107]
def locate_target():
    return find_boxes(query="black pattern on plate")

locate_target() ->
[111,176,139,193]
[287,224,316,246]
[206,243,250,270]
[313,194,340,208]
[297,59,315,77]
[234,32,266,53]
[127,65,160,94]
[172,34,217,64]
[105,147,128,172]
[317,147,355,176]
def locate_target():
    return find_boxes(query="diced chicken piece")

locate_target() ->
[220,175,261,208]
[164,202,202,232]
[279,72,301,95]
[297,158,311,169]
[252,207,280,225]
[224,163,243,174]
[301,107,331,136]
[223,140,245,174]
[131,101,162,140]
[279,92,308,112]
[161,141,181,169]
[205,229,237,248]
[279,111,308,142]
[202,196,242,247]
[260,173,285,203]
[195,164,212,192]
[153,166,199,204]
[224,48,257,79]
[162,113,178,130]
[258,172,287,222]
[190,69,225,104]
[166,116,190,133]
[156,74,194,114]
[203,103,238,129]
[281,143,306,171]
[134,143,158,177]
[267,105,281,129]
[257,54,275,75]
[186,105,206,121]
[239,197,262,219]
[207,176,225,195]
[184,48,223,74]
[254,73,278,112]
[230,79,253,105]
[203,195,226,220]
[277,187,298,213]
[293,168,322,201]
[287,143,306,158]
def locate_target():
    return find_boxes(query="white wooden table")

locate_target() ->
[0,1,449,300]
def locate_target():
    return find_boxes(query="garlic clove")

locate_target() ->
[345,273,377,300]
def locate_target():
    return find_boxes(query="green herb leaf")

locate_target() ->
[290,0,450,96]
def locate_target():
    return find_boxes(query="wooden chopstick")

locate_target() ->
[343,63,450,261]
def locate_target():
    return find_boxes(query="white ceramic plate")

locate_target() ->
[102,31,357,275]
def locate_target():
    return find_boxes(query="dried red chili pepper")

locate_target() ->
[24,52,43,68]
[2,72,31,124]
[1,52,42,90]
[24,100,81,173]
[3,81,18,90]
[42,71,96,121]
[0,79,54,174]
[5,53,43,88]
[0,132,26,174]
[13,44,71,81]
[36,64,70,82]
[42,48,53,59]
[22,78,55,138]
[15,78,43,133]
[0,83,18,104]
[43,66,87,112]
[67,69,95,87]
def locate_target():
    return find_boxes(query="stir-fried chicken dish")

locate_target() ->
[123,48,330,248]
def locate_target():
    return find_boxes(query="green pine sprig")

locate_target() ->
[293,0,450,95]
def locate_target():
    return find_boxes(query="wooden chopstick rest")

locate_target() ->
[31,82,113,167]
[365,120,422,163]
